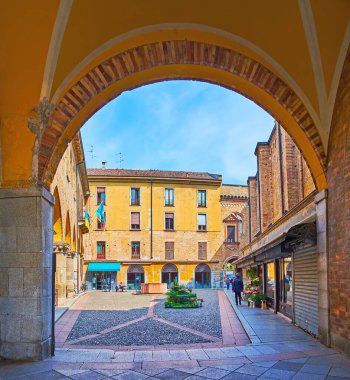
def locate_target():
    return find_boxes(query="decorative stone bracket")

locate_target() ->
[53,241,70,254]
[28,98,54,185]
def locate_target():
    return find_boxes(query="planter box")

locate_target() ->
[141,283,168,294]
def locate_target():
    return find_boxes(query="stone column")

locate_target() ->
[53,243,69,306]
[315,190,330,346]
[0,186,54,360]
[66,251,75,298]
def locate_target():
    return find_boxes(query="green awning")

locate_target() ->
[88,262,120,272]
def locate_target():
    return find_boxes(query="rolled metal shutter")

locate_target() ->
[294,246,318,336]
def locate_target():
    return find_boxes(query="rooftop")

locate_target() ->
[87,168,222,182]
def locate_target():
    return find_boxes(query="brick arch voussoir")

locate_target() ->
[40,40,326,183]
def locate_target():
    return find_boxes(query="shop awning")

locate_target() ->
[88,262,120,271]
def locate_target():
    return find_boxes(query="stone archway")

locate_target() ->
[36,40,326,190]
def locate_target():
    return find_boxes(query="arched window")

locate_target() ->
[127,264,145,290]
[161,264,178,288]
[195,264,211,288]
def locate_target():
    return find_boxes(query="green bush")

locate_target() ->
[165,283,203,308]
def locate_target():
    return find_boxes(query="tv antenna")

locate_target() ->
[87,145,96,160]
[116,152,124,168]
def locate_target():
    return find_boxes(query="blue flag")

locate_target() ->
[96,201,105,224]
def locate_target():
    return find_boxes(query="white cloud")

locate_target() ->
[81,80,273,183]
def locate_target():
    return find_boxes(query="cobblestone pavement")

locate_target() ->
[1,290,350,379]
[56,290,248,349]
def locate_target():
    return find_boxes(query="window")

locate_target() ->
[131,212,140,230]
[164,188,174,206]
[198,242,207,260]
[165,213,174,230]
[131,242,140,259]
[197,190,206,207]
[131,188,140,205]
[97,212,106,230]
[97,241,106,259]
[197,213,207,231]
[97,187,106,204]
[165,242,174,260]
[227,225,236,242]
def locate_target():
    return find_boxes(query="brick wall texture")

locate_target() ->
[327,48,350,351]
[248,122,315,237]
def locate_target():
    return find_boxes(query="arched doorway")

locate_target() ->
[195,264,211,289]
[161,264,178,288]
[127,264,145,290]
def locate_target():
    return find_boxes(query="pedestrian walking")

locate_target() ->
[225,276,231,290]
[232,274,244,305]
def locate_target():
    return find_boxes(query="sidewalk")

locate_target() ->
[1,290,350,379]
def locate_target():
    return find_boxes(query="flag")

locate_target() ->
[96,201,105,224]
[84,210,90,231]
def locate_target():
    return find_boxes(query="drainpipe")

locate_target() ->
[277,123,286,215]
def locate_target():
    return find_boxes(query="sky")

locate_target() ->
[81,80,274,185]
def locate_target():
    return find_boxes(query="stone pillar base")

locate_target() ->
[0,186,54,361]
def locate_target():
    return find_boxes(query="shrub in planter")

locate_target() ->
[165,280,203,308]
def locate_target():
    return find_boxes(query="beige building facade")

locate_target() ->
[83,169,228,290]
[51,133,89,306]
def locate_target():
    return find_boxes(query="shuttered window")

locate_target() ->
[165,213,174,230]
[97,212,106,230]
[197,190,206,207]
[97,187,106,205]
[131,212,140,229]
[165,188,174,206]
[197,213,207,231]
[97,241,106,259]
[131,188,140,205]
[198,242,207,260]
[165,242,174,259]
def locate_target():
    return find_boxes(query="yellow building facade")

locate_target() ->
[83,169,223,289]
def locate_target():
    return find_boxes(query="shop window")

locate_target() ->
[131,241,140,259]
[197,213,207,231]
[97,187,106,204]
[97,212,106,230]
[197,190,206,207]
[164,188,174,206]
[131,188,140,205]
[266,262,275,300]
[131,212,140,230]
[97,241,106,259]
[165,242,174,259]
[198,242,207,260]
[165,213,174,230]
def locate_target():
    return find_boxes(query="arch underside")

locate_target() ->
[41,40,327,190]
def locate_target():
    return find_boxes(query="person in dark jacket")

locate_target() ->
[232,274,244,305]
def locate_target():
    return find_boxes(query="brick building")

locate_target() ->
[51,133,89,306]
[235,122,326,340]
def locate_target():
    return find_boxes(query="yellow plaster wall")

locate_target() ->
[85,179,221,262]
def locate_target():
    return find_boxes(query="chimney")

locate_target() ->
[102,161,106,169]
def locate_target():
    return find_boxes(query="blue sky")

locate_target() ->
[81,80,274,185]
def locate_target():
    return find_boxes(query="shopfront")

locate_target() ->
[86,262,120,290]
[235,222,318,336]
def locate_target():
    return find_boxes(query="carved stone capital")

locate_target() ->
[53,241,70,254]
